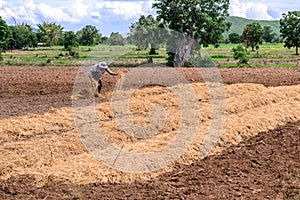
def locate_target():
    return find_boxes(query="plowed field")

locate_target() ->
[0,66,299,199]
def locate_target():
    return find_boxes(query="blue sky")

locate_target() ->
[0,0,299,36]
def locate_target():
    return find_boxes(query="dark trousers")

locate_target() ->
[98,79,102,93]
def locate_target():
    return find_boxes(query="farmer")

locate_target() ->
[88,61,117,97]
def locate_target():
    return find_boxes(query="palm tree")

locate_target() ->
[38,21,64,47]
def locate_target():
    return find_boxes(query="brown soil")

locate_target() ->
[1,66,300,119]
[0,66,300,199]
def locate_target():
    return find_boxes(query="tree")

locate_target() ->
[77,25,99,46]
[263,26,276,43]
[38,21,64,47]
[273,36,283,43]
[242,22,264,51]
[9,24,37,49]
[228,33,242,44]
[153,0,231,67]
[0,17,11,53]
[101,36,109,44]
[128,15,164,54]
[94,33,102,45]
[107,32,126,46]
[232,44,250,67]
[280,11,300,55]
[63,31,78,51]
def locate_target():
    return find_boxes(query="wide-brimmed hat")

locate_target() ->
[99,61,108,67]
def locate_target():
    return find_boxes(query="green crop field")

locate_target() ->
[1,43,299,68]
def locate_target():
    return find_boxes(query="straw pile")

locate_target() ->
[0,82,299,186]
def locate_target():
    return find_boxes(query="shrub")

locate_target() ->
[149,48,158,55]
[188,56,215,68]
[211,54,228,59]
[232,44,251,67]
[166,51,175,67]
[69,51,79,58]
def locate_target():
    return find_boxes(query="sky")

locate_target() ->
[0,0,299,36]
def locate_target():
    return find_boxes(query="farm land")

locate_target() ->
[1,43,300,67]
[0,44,300,199]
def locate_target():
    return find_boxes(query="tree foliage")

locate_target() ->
[101,36,109,44]
[263,26,276,43]
[107,32,126,46]
[280,11,300,55]
[38,21,63,47]
[0,17,11,53]
[153,0,230,67]
[232,44,250,67]
[77,25,99,46]
[128,15,164,54]
[93,33,102,45]
[63,31,78,51]
[9,24,37,49]
[242,22,264,51]
[228,33,242,44]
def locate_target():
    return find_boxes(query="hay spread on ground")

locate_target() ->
[0,82,299,186]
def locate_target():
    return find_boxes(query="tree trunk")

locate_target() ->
[174,37,195,67]
[174,39,186,67]
[296,46,299,55]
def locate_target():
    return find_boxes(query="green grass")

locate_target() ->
[0,45,136,66]
[0,43,299,67]
[206,43,300,67]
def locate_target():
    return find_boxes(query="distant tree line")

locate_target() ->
[226,24,282,45]
[0,17,127,53]
[227,10,300,56]
[127,1,299,67]
[1,7,299,63]
[227,25,282,44]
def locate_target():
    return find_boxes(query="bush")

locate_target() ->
[69,51,79,58]
[188,56,215,68]
[211,54,227,59]
[166,51,175,67]
[232,44,250,67]
[149,48,158,55]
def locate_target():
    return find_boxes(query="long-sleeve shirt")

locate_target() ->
[88,63,116,81]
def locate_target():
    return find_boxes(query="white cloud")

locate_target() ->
[0,7,13,21]
[16,0,38,23]
[142,0,156,14]
[23,0,36,10]
[0,0,79,24]
[1,0,298,36]
[0,0,13,20]
[0,0,37,23]
[37,3,78,22]
[69,0,89,18]
[246,3,273,20]
[230,0,273,20]
[96,1,145,20]
[89,11,102,24]
[0,0,7,7]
